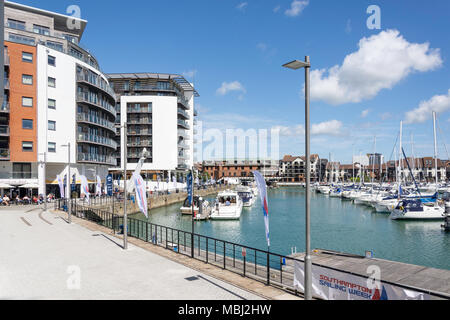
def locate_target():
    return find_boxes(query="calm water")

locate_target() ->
[132,187,450,270]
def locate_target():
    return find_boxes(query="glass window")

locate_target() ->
[22,119,33,129]
[48,121,56,131]
[63,34,78,44]
[22,142,33,152]
[22,52,33,63]
[13,163,32,179]
[48,99,56,109]
[7,19,26,30]
[48,142,56,153]
[46,41,63,52]
[9,33,35,46]
[33,24,50,36]
[22,74,33,85]
[22,97,33,107]
[48,55,56,66]
[48,77,56,88]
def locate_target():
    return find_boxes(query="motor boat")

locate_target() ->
[210,190,243,220]
[180,196,209,215]
[236,185,255,207]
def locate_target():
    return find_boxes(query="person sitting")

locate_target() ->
[15,196,23,205]
[225,197,231,206]
[32,196,38,204]
[3,195,10,206]
[23,195,30,205]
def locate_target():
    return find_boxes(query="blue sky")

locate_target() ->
[15,0,450,163]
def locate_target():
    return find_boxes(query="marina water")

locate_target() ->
[132,187,450,270]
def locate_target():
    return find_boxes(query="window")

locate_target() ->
[9,33,35,46]
[48,99,56,109]
[48,55,56,66]
[22,119,33,130]
[46,41,63,52]
[22,97,33,107]
[13,163,32,179]
[33,24,50,36]
[48,77,56,88]
[48,142,56,153]
[22,142,33,152]
[22,74,33,85]
[48,121,56,131]
[22,52,33,63]
[7,19,26,30]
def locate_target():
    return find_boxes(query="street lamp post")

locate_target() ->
[123,123,128,250]
[38,152,47,212]
[283,56,312,300]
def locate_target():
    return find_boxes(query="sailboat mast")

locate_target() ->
[433,111,438,191]
[399,121,403,196]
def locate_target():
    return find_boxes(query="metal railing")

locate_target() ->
[77,113,116,131]
[0,102,10,112]
[0,126,10,135]
[127,107,152,114]
[177,108,189,119]
[128,119,152,125]
[0,149,10,160]
[53,200,450,300]
[77,133,117,149]
[77,153,117,166]
[76,74,116,99]
[178,120,190,130]
[77,92,116,116]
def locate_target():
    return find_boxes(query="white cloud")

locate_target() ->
[216,81,246,96]
[285,0,309,17]
[274,120,344,137]
[405,89,450,124]
[310,29,442,105]
[361,109,370,118]
[236,2,248,11]
[273,5,281,13]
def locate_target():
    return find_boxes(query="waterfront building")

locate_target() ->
[278,154,320,182]
[107,73,198,181]
[202,159,279,181]
[1,1,116,197]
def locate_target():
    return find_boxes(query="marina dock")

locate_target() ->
[287,249,450,299]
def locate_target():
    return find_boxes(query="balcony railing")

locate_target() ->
[77,92,116,116]
[128,118,152,125]
[178,96,190,109]
[127,107,152,114]
[128,152,153,159]
[76,74,116,100]
[4,79,10,90]
[77,133,117,149]
[0,102,10,113]
[77,153,117,166]
[177,107,189,119]
[77,113,116,132]
[0,149,10,160]
[178,120,190,130]
[4,49,10,66]
[127,130,152,136]
[127,141,152,147]
[0,126,10,136]
[178,130,190,140]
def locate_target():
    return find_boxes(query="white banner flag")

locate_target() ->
[57,175,64,198]
[253,171,270,247]
[293,260,429,300]
[96,175,102,196]
[80,175,90,202]
[133,172,148,218]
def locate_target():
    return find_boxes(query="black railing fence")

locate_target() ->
[54,199,449,300]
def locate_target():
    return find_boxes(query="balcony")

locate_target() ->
[76,74,116,100]
[0,102,10,113]
[128,152,153,159]
[178,130,190,140]
[177,107,189,119]
[127,106,152,114]
[128,118,152,125]
[177,96,190,109]
[4,79,10,90]
[77,133,117,149]
[76,92,116,117]
[4,49,10,67]
[178,120,190,130]
[127,130,152,136]
[77,113,116,132]
[178,141,189,149]
[127,141,152,147]
[0,149,10,160]
[77,152,117,166]
[0,126,10,136]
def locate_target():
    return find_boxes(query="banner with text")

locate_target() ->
[293,260,429,300]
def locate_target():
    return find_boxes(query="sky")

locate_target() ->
[13,0,450,163]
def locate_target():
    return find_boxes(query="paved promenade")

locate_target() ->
[0,206,264,300]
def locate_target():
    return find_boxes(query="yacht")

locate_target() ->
[180,196,209,215]
[210,190,243,220]
[390,199,446,220]
[236,185,255,207]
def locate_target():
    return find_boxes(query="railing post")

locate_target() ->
[165,227,168,249]
[177,230,180,254]
[244,255,246,277]
[223,242,226,269]
[146,222,148,242]
[233,244,236,268]
[267,252,270,286]
[206,239,208,264]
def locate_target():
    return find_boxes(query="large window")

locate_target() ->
[48,77,56,88]
[48,142,56,153]
[48,55,56,66]
[22,119,33,130]
[33,24,50,36]
[48,99,56,109]
[13,163,32,179]
[8,33,35,46]
[22,142,33,152]
[48,121,56,131]
[22,97,33,107]
[22,52,33,63]
[22,74,33,85]
[7,19,25,30]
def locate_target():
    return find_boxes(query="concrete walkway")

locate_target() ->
[0,207,264,300]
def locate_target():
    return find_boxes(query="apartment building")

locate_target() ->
[1,1,116,197]
[279,154,320,182]
[202,159,279,181]
[107,73,198,181]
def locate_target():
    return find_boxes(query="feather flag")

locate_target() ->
[57,175,65,198]
[80,175,90,202]
[132,172,148,218]
[253,171,270,247]
[96,175,102,196]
